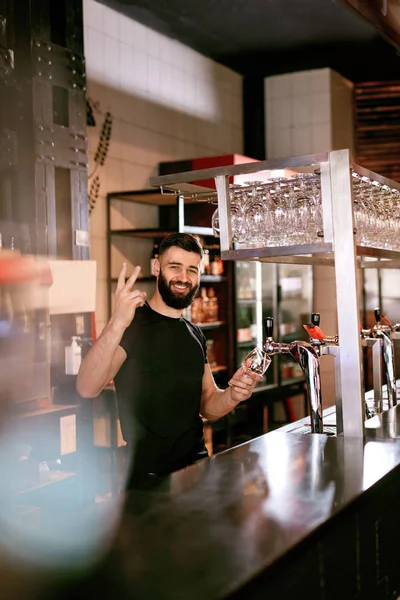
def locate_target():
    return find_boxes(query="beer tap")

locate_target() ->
[303,313,343,433]
[373,308,397,409]
[263,316,324,434]
[303,313,339,349]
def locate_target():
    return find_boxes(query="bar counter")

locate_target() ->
[50,403,400,600]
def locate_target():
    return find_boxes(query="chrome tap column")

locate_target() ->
[304,313,343,432]
[374,309,397,409]
[264,317,324,434]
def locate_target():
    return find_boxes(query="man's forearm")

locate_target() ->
[76,320,125,398]
[200,387,239,421]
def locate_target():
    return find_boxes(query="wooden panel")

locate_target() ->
[354,80,400,182]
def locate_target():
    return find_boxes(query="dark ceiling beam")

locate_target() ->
[217,38,400,82]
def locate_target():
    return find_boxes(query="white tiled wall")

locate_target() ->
[83,0,243,332]
[265,68,332,159]
[265,68,355,407]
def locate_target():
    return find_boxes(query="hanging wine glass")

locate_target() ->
[211,208,220,237]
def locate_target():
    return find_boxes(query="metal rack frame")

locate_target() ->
[150,149,400,438]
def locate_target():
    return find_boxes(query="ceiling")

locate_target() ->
[99,0,400,82]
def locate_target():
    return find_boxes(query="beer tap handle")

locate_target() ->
[303,312,326,341]
[264,317,274,339]
[374,308,381,323]
[311,313,320,326]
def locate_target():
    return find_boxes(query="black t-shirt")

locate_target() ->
[114,302,208,479]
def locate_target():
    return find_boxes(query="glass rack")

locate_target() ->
[150,150,400,438]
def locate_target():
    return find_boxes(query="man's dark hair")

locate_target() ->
[158,232,204,259]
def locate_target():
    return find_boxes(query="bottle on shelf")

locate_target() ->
[191,294,204,324]
[201,287,210,321]
[207,287,219,322]
[210,252,224,276]
[202,248,211,275]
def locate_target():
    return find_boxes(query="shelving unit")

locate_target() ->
[150,149,400,439]
[106,189,235,383]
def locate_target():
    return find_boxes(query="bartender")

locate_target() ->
[77,233,262,488]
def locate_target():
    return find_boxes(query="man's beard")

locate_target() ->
[157,267,199,310]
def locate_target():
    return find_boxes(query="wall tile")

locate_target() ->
[95,279,108,324]
[170,39,186,71]
[85,28,104,79]
[270,127,291,159]
[266,128,276,159]
[118,200,158,230]
[232,127,243,154]
[231,94,242,127]
[131,20,146,50]
[107,119,122,161]
[109,199,122,230]
[311,122,331,153]
[102,4,119,39]
[119,14,134,46]
[271,73,293,98]
[102,156,123,194]
[90,235,108,280]
[84,0,243,318]
[89,194,107,239]
[86,79,108,108]
[132,49,148,93]
[159,36,173,65]
[311,91,331,124]
[104,35,120,88]
[119,42,135,93]
[310,68,330,93]
[159,61,171,99]
[84,0,103,32]
[291,125,311,156]
[292,94,311,126]
[273,97,292,128]
[118,122,143,165]
[147,56,160,96]
[145,27,160,59]
[292,71,311,96]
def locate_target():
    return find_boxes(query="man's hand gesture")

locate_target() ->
[111,263,147,331]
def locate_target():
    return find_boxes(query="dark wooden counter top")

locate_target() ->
[54,406,400,600]
[4,405,400,599]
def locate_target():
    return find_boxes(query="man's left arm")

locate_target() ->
[200,364,263,420]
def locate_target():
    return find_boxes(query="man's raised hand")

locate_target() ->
[110,262,147,330]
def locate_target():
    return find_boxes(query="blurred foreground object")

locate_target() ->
[0,251,52,413]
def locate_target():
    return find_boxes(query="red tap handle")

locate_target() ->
[381,314,392,326]
[303,323,326,341]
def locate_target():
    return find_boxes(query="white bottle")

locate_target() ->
[65,336,82,375]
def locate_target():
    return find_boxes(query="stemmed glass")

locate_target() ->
[211,185,247,242]
[242,347,271,376]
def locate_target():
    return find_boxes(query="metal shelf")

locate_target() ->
[110,226,216,239]
[237,340,255,347]
[236,297,257,304]
[149,149,400,438]
[200,275,227,283]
